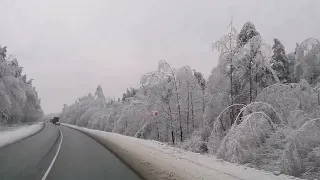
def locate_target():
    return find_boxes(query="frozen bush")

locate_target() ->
[240,102,282,124]
[207,117,229,154]
[89,117,105,130]
[279,118,320,177]
[301,147,320,179]
[71,105,90,124]
[77,107,100,127]
[134,118,163,141]
[203,93,230,128]
[279,140,302,176]
[180,128,210,153]
[87,110,108,130]
[256,80,318,122]
[287,110,309,129]
[101,115,114,132]
[207,103,246,154]
[112,101,151,137]
[180,135,208,154]
[216,112,274,164]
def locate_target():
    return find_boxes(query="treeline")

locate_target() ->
[0,45,44,124]
[60,21,320,179]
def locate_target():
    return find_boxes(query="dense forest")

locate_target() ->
[0,46,43,124]
[60,21,320,179]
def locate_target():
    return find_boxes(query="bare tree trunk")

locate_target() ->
[172,131,175,144]
[228,20,235,125]
[179,121,182,142]
[186,82,190,133]
[255,64,258,100]
[168,106,175,144]
[165,119,169,141]
[190,92,194,129]
[202,90,205,113]
[156,120,160,141]
[230,61,234,124]
[318,90,320,105]
[249,49,258,103]
[202,89,205,127]
[249,57,252,103]
[174,80,183,142]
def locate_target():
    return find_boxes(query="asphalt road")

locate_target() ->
[0,123,142,180]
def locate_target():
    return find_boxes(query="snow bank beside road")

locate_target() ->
[0,123,44,148]
[0,123,38,131]
[63,123,303,180]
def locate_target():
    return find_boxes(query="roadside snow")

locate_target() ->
[0,122,44,148]
[63,123,303,180]
[0,123,35,131]
[0,126,15,131]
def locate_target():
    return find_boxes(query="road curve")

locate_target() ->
[0,123,142,180]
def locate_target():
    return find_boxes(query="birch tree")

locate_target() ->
[141,60,179,143]
[212,18,238,121]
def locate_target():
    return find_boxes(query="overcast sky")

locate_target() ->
[0,0,319,113]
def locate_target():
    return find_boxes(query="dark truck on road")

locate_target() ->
[50,117,60,125]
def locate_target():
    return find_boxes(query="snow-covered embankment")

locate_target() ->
[0,122,44,148]
[62,123,303,180]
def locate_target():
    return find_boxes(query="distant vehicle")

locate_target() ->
[50,117,60,125]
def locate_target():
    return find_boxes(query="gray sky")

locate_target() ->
[0,0,319,113]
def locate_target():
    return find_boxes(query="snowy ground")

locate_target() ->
[0,123,36,131]
[0,122,44,148]
[62,123,303,180]
[0,126,15,131]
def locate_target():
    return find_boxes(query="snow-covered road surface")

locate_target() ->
[62,123,303,180]
[0,122,44,148]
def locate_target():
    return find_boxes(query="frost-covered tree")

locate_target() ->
[287,52,297,82]
[63,104,68,111]
[237,22,260,48]
[122,87,138,101]
[212,21,277,110]
[212,19,238,121]
[95,85,104,98]
[141,60,182,143]
[238,35,279,103]
[90,85,107,108]
[57,19,320,180]
[177,66,205,134]
[271,38,290,83]
[75,85,107,127]
[301,45,320,85]
[293,38,320,86]
[314,83,320,105]
[0,45,7,61]
[0,45,43,124]
[295,38,320,62]
[205,22,277,154]
[193,69,206,114]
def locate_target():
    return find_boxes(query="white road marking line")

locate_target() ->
[41,127,63,180]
